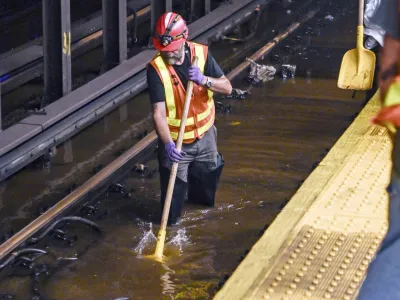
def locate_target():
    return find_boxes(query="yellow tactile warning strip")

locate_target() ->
[214,92,392,300]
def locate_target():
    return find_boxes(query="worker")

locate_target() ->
[357,1,400,299]
[146,12,232,225]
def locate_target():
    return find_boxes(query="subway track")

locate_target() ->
[0,0,375,299]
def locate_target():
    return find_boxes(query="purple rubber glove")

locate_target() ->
[165,142,186,163]
[188,66,205,85]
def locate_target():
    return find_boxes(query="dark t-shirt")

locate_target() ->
[147,42,224,104]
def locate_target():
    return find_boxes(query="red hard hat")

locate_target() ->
[152,12,188,51]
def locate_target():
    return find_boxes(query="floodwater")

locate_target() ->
[0,0,369,299]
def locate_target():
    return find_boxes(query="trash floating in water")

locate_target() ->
[229,121,241,126]
[325,14,334,21]
[215,101,232,114]
[134,164,147,173]
[281,64,297,79]
[223,88,249,100]
[133,223,157,255]
[246,58,276,84]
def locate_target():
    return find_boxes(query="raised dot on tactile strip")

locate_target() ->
[347,253,354,259]
[323,262,330,268]
[308,255,315,260]
[315,245,322,250]
[294,248,301,253]
[294,277,301,283]
[362,259,370,265]
[324,293,331,299]
[322,233,329,240]
[319,239,326,245]
[276,276,282,282]
[339,235,346,241]
[334,275,341,281]
[330,281,338,287]
[305,291,312,297]
[350,282,358,289]
[336,240,343,246]
[308,228,315,234]
[286,289,293,295]
[305,260,312,266]
[312,249,319,255]
[341,263,348,269]
[356,270,364,277]
[279,270,286,276]
[262,294,270,300]
[267,288,274,293]
[271,281,278,287]
[359,265,367,271]
[319,268,326,273]
[298,271,304,277]
[353,276,362,283]
[301,266,308,272]
[298,243,305,249]
[291,253,297,259]
[302,238,308,244]
[316,273,323,279]
[353,242,360,248]
[344,295,351,300]
[309,285,316,291]
[283,264,290,270]
[344,258,351,264]
[313,279,319,285]
[305,232,312,238]
[326,256,333,262]
[287,259,294,264]
[346,288,355,295]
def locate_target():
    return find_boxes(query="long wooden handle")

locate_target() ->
[358,0,364,26]
[159,56,199,230]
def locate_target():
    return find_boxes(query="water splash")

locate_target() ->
[166,228,191,252]
[133,223,157,255]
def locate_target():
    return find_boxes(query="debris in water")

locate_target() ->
[223,88,249,100]
[134,164,147,174]
[246,58,276,84]
[108,183,126,194]
[229,121,241,126]
[281,64,297,79]
[325,14,334,21]
[215,101,232,114]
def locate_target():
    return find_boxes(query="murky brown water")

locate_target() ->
[0,1,369,299]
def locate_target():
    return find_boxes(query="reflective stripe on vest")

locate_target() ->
[170,109,215,140]
[153,43,214,128]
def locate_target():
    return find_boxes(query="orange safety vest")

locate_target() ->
[150,41,215,144]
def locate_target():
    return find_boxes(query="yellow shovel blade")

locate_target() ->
[337,48,376,90]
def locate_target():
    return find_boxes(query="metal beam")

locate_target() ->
[205,0,211,14]
[102,0,128,72]
[0,84,2,132]
[42,0,72,103]
[151,0,172,33]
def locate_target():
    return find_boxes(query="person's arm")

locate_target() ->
[188,49,232,95]
[152,102,173,145]
[200,75,232,95]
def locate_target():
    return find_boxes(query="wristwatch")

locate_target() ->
[205,76,212,88]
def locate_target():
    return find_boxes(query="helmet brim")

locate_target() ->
[153,37,185,51]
